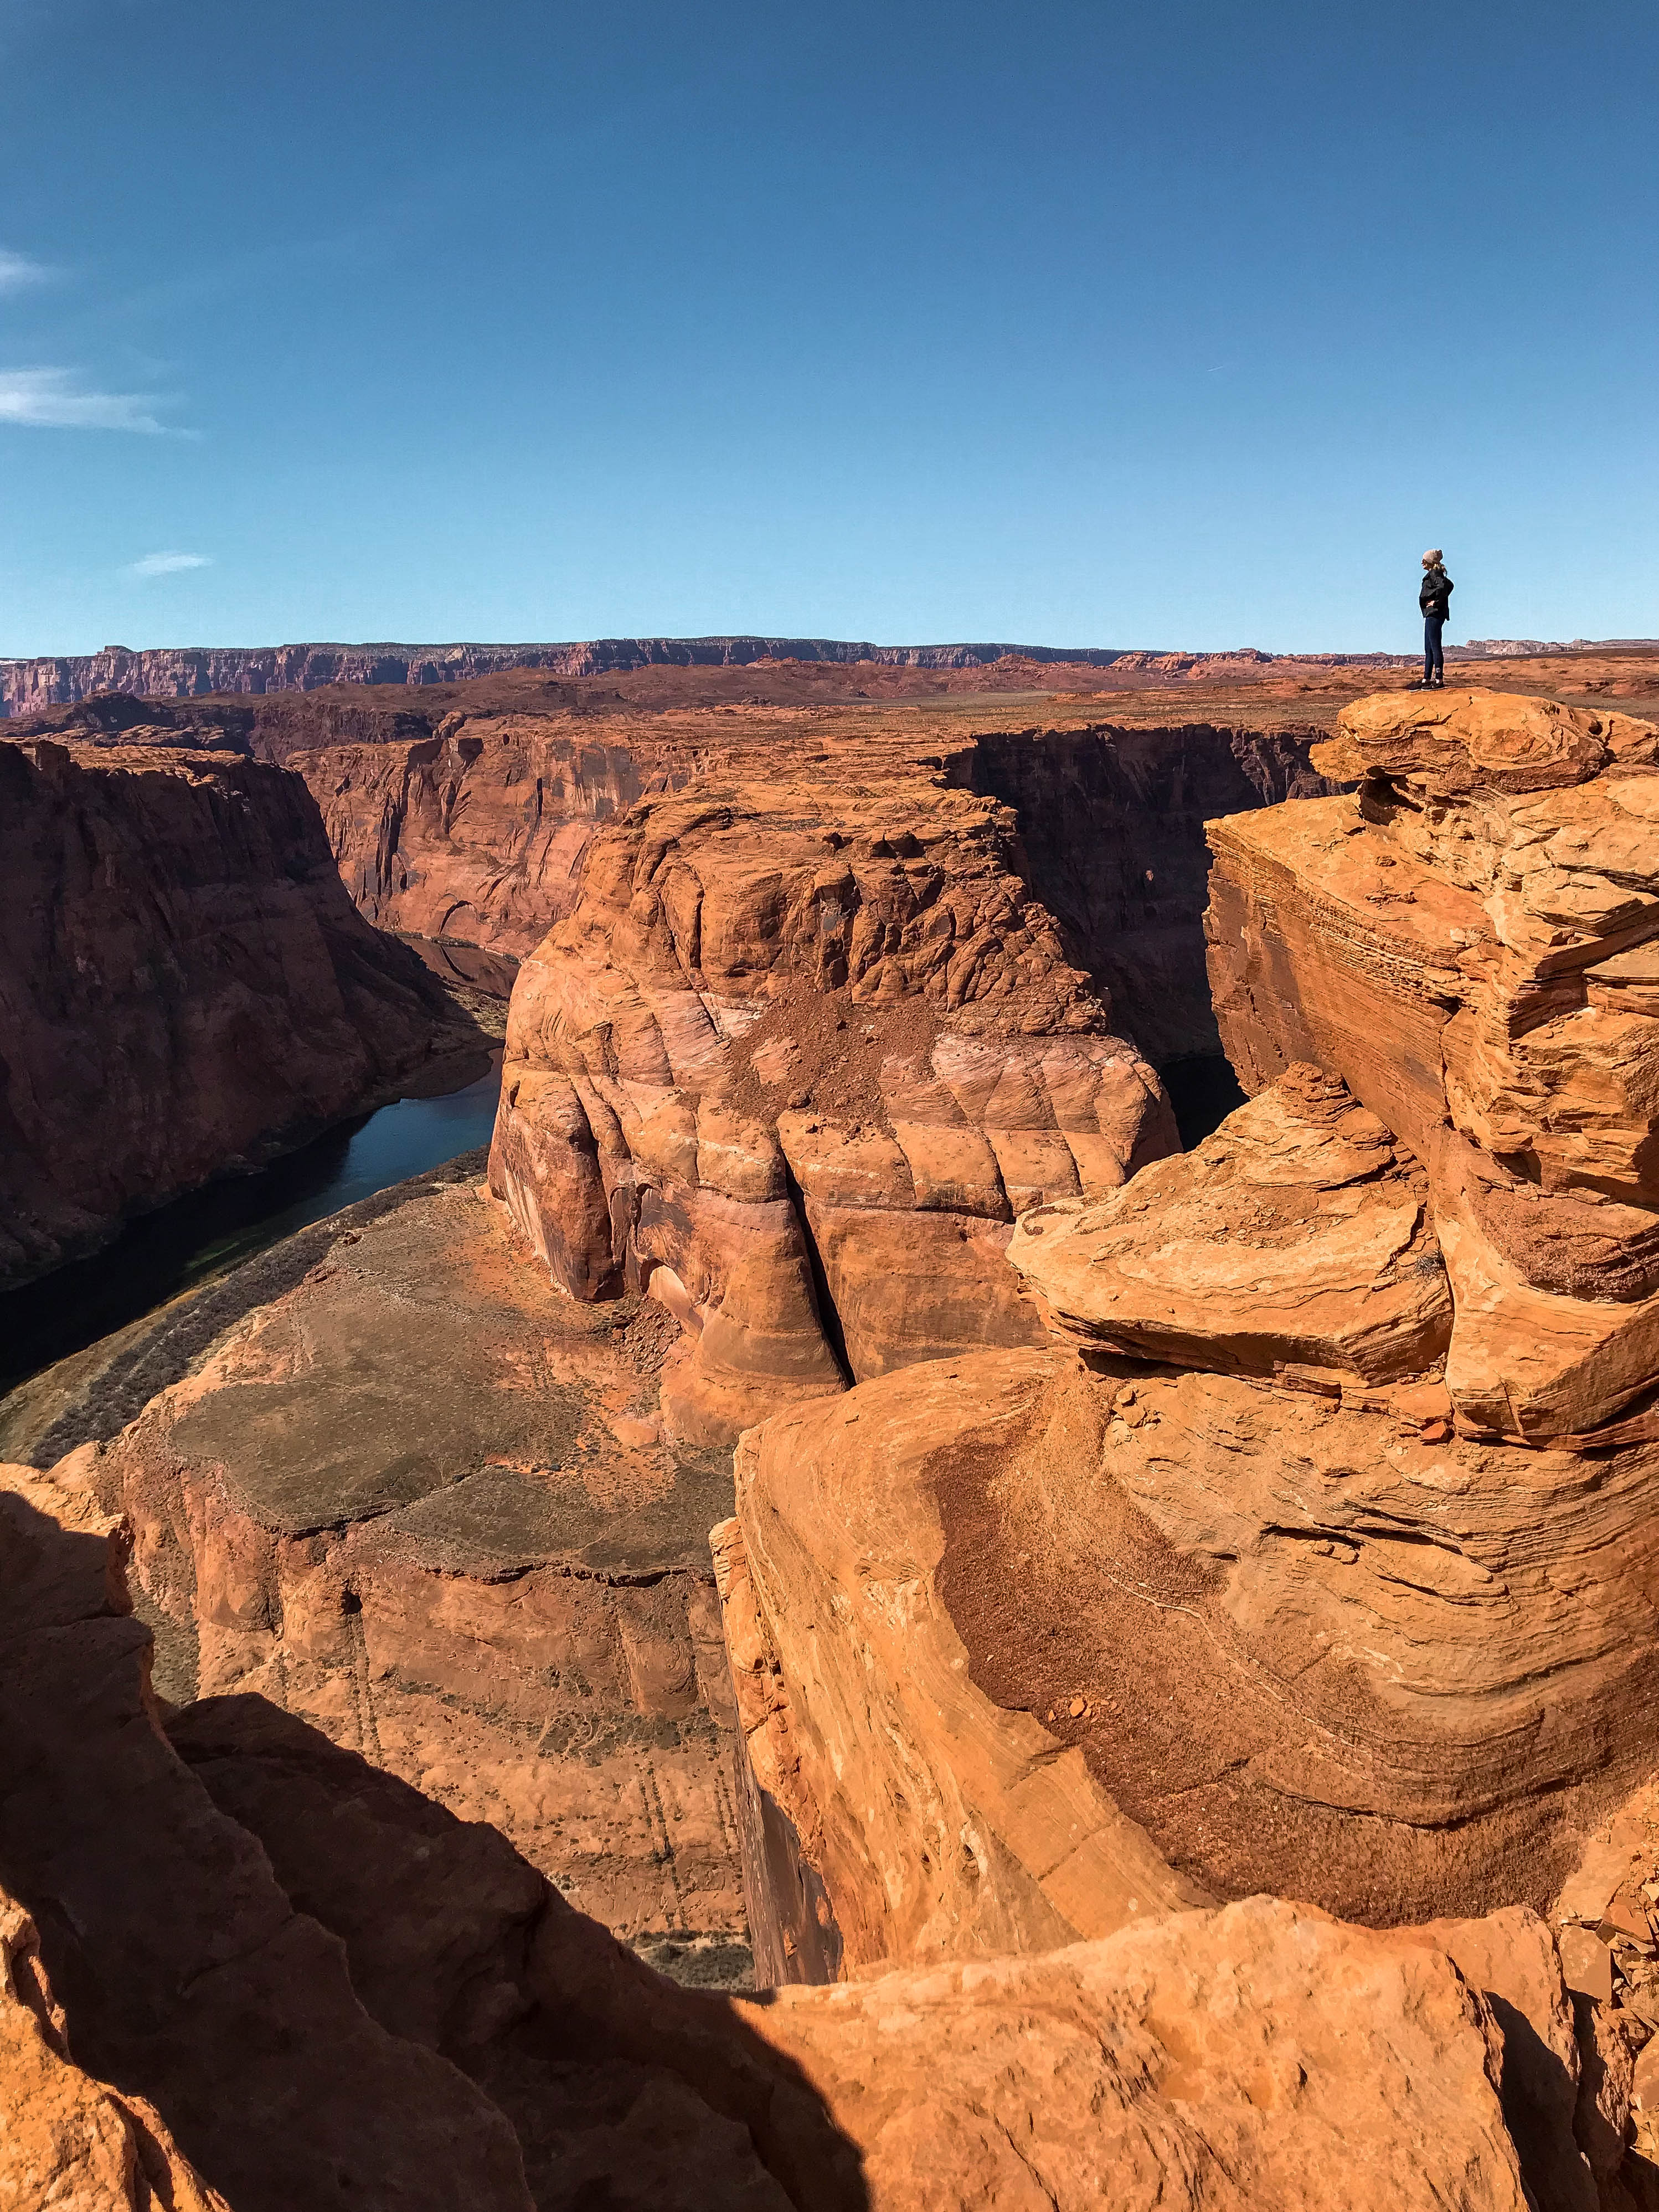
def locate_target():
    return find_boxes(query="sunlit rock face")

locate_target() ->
[1207,687,1659,1443]
[488,734,1178,1442]
[708,693,1659,2025]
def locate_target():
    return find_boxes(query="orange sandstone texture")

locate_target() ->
[0,1460,1589,2212]
[488,744,1178,1441]
[1207,688,1659,1443]
[295,714,710,957]
[1010,1061,1451,1386]
[721,1343,1659,1943]
[85,1173,750,1970]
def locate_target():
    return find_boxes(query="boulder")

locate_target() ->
[1009,1062,1451,1386]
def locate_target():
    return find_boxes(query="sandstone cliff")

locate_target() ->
[1207,687,1659,1443]
[486,729,1182,1441]
[294,715,706,956]
[1,1455,1594,2211]
[9,678,1658,2206]
[695,687,1659,2204]
[0,738,488,1289]
[87,1166,751,1972]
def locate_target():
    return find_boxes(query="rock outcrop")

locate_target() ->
[487,737,1179,1440]
[0,737,489,1290]
[1207,687,1659,1442]
[1013,1061,1452,1388]
[0,1464,537,2211]
[720,1336,1659,1942]
[2,1880,229,2211]
[707,697,1659,2152]
[0,1453,1593,2212]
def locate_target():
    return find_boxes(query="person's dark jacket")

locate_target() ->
[1420,565,1454,620]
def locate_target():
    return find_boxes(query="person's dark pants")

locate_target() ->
[1424,615,1445,684]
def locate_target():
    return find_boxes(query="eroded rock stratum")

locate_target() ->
[708,688,1659,2205]
[8,680,1659,2206]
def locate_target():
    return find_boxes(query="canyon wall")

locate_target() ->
[88,1167,753,1976]
[0,637,1132,715]
[8,682,1656,2205]
[0,737,488,1290]
[3,1452,1594,2210]
[293,716,712,957]
[1208,688,1659,1445]
[485,727,1181,1443]
[702,688,1659,2203]
[952,720,1335,1060]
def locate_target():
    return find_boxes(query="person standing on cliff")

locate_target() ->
[1415,549,1453,688]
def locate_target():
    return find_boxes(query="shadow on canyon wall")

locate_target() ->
[951,721,1335,1064]
[0,1485,873,2211]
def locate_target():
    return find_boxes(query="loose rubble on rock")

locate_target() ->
[5,667,1659,2209]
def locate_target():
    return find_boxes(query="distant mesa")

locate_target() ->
[5,633,1655,718]
[1461,636,1659,657]
[0,634,1416,715]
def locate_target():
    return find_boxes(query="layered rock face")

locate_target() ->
[487,738,1179,1441]
[1,1456,1589,2211]
[702,690,1659,2204]
[0,738,488,1290]
[0,636,1129,716]
[13,675,1659,2205]
[722,1326,1659,1943]
[87,1168,750,1971]
[1017,1060,1452,1388]
[294,715,707,956]
[1207,687,1659,1443]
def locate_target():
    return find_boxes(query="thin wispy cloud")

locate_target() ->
[126,550,211,578]
[0,367,173,431]
[0,248,51,293]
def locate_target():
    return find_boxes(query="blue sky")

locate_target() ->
[1,0,1654,658]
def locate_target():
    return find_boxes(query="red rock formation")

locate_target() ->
[721,1339,1659,1948]
[1012,1063,1452,1387]
[488,739,1177,1440]
[0,1457,1591,2212]
[0,737,488,1290]
[294,715,706,956]
[0,636,1137,717]
[1207,688,1659,1442]
[705,694,1659,2017]
[2,1881,230,2211]
[0,1465,537,2210]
